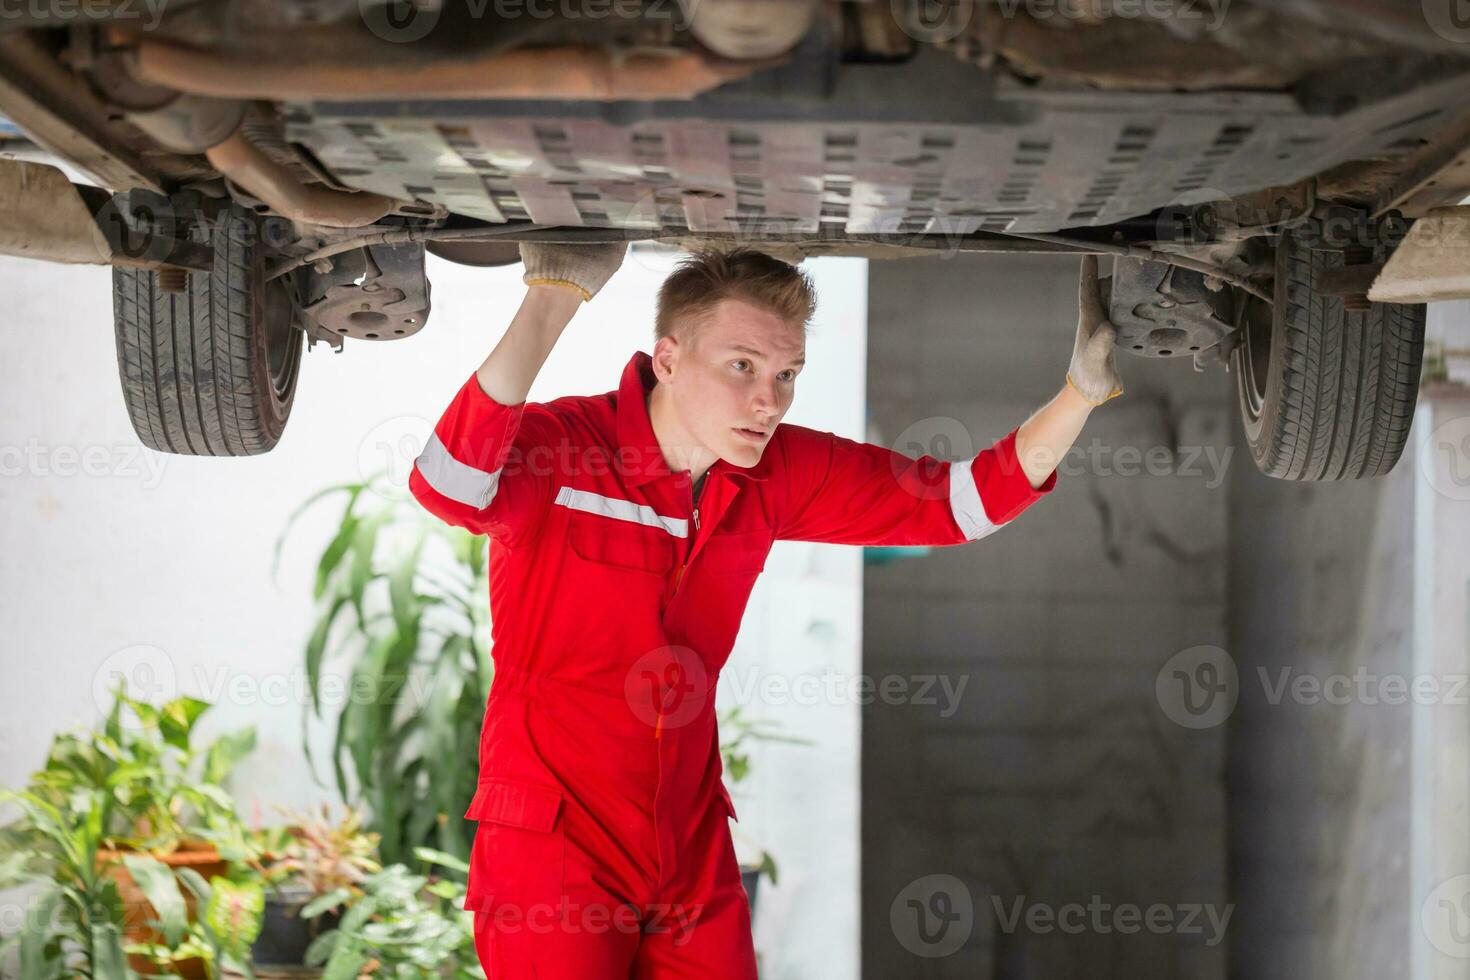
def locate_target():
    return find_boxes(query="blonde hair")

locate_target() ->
[655,247,816,346]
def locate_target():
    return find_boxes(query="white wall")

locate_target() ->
[720,258,867,980]
[0,244,865,978]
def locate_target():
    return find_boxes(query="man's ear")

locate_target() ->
[650,334,681,383]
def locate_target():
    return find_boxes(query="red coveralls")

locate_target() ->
[408,349,1057,978]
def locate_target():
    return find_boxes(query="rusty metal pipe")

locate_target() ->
[129,41,772,102]
[205,130,400,228]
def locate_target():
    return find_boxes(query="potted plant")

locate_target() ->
[299,849,482,977]
[0,683,261,978]
[88,686,256,977]
[118,866,265,979]
[237,802,381,970]
[718,704,810,913]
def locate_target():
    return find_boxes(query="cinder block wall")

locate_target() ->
[1224,305,1470,979]
[1226,446,1416,980]
[863,252,1231,978]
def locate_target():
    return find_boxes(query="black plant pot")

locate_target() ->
[740,867,761,915]
[250,884,342,968]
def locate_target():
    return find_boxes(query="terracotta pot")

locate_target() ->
[97,845,230,979]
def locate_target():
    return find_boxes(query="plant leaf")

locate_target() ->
[273,481,361,587]
[304,594,351,717]
[411,846,469,876]
[120,853,187,947]
[201,727,258,786]
[205,875,265,958]
[156,697,211,752]
[90,919,134,980]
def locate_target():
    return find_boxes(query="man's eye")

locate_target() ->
[733,359,750,371]
[778,370,795,381]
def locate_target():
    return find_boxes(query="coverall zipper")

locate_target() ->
[657,493,700,739]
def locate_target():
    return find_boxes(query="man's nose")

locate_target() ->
[751,378,780,415]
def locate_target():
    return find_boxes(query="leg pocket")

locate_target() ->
[465,777,567,923]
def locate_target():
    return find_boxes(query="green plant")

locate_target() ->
[300,849,484,979]
[0,685,259,978]
[118,857,264,978]
[718,704,811,887]
[100,688,256,854]
[276,474,493,867]
[0,784,133,978]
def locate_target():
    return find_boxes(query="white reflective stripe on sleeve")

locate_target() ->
[553,486,689,538]
[415,432,503,510]
[948,456,1002,541]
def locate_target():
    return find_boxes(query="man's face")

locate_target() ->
[658,297,806,468]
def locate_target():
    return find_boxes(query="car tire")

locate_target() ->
[112,202,303,456]
[1233,218,1425,481]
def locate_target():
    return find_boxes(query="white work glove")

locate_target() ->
[519,241,629,302]
[1066,254,1125,406]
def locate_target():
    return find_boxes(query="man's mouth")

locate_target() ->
[734,426,768,442]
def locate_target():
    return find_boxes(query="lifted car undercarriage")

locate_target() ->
[0,0,1465,476]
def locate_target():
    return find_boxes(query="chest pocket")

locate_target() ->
[567,511,680,574]
[699,528,773,575]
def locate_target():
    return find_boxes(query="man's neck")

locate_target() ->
[646,384,716,483]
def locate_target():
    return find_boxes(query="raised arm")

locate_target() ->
[408,243,626,544]
[1014,254,1124,485]
[774,255,1124,547]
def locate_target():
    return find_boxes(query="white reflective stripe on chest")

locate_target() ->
[553,486,689,538]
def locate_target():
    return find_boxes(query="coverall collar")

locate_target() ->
[617,350,771,487]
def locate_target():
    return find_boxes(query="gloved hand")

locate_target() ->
[519,241,629,302]
[1066,254,1125,406]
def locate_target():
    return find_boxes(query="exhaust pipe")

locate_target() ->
[127,40,777,101]
[203,130,400,229]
